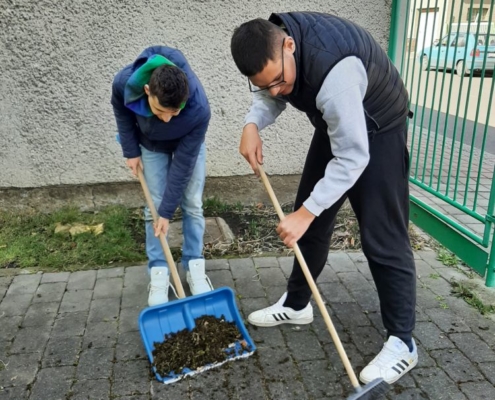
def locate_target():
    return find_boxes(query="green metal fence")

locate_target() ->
[389,0,495,285]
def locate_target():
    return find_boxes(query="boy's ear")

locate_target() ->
[285,36,296,54]
[144,84,150,95]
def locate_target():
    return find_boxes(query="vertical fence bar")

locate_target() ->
[454,0,484,204]
[406,0,423,170]
[399,0,412,76]
[403,0,419,89]
[476,97,495,240]
[435,1,458,192]
[445,0,471,197]
[389,0,400,63]
[419,0,441,183]
[475,49,495,215]
[484,165,495,287]
[485,234,495,287]
[412,0,433,179]
[469,6,495,212]
[424,4,448,186]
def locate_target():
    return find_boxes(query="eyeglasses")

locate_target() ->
[248,38,286,93]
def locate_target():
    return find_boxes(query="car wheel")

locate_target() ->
[456,60,469,76]
[422,55,429,71]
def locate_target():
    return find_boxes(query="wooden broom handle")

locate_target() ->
[137,167,186,299]
[258,164,361,389]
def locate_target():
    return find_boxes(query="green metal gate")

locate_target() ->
[389,0,495,285]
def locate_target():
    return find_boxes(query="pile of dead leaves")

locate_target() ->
[152,315,248,377]
[201,200,429,259]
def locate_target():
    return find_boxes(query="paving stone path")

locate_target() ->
[1,250,495,399]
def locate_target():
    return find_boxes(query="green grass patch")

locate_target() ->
[1,197,429,272]
[0,206,146,271]
[203,196,243,214]
[451,281,495,315]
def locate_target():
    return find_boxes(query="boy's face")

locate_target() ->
[144,85,181,123]
[249,37,296,97]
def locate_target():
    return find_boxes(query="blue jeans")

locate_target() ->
[141,143,206,271]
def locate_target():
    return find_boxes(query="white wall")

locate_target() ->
[0,0,392,188]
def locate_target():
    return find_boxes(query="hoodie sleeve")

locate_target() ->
[157,117,209,219]
[303,56,370,216]
[111,70,141,159]
[244,90,287,131]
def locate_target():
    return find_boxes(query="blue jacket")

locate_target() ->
[111,46,210,219]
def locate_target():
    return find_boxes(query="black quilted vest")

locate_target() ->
[269,12,410,134]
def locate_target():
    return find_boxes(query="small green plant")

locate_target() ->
[429,273,440,279]
[234,201,244,212]
[203,196,230,214]
[434,295,449,309]
[435,247,476,278]
[451,281,495,315]
[437,249,460,267]
[247,220,260,238]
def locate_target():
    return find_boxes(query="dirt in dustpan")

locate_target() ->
[152,315,250,377]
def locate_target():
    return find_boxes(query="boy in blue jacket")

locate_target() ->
[111,46,213,306]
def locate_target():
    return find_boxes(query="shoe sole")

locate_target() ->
[359,356,418,385]
[248,316,314,327]
[189,289,214,296]
[148,300,169,307]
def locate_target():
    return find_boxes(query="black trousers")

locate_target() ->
[285,122,416,340]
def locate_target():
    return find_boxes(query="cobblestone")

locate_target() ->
[1,251,494,399]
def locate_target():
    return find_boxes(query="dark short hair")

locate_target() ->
[149,65,189,109]
[231,18,285,76]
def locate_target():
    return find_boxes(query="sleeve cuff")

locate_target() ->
[158,204,174,220]
[243,118,260,129]
[122,148,141,159]
[303,197,325,217]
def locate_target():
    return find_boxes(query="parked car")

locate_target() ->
[418,32,495,76]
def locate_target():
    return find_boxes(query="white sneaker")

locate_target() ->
[360,335,418,385]
[148,267,170,306]
[247,292,314,327]
[186,259,214,295]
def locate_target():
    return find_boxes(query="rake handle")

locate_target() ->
[137,167,186,299]
[258,164,361,389]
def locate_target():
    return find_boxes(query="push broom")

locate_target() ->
[258,164,389,400]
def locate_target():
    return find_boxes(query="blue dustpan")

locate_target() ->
[136,168,255,383]
[139,287,256,383]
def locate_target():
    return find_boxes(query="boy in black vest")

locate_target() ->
[230,12,417,385]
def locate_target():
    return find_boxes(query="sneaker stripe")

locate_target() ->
[400,359,410,368]
[392,366,402,374]
[283,313,290,320]
[396,362,406,372]
[278,313,285,321]
[273,314,280,321]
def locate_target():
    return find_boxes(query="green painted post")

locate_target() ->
[484,166,495,287]
[485,228,495,287]
[388,0,401,62]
